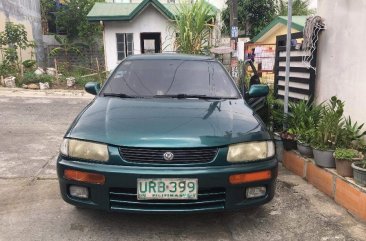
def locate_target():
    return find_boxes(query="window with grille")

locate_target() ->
[116,33,133,60]
[168,0,176,3]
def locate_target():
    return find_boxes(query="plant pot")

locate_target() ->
[297,142,313,157]
[274,133,283,162]
[352,162,366,187]
[313,149,335,168]
[281,138,297,151]
[335,159,354,177]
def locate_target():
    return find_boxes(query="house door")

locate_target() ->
[140,32,161,54]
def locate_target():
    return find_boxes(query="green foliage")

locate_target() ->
[0,22,32,73]
[334,148,363,161]
[21,72,53,85]
[173,0,215,55]
[312,96,345,150]
[338,117,366,148]
[222,0,277,38]
[287,100,322,144]
[276,0,315,16]
[222,0,314,38]
[50,35,87,69]
[75,76,95,87]
[22,60,37,68]
[50,35,84,56]
[1,22,29,50]
[0,63,16,76]
[55,0,103,44]
[265,88,284,132]
[40,0,57,34]
[3,48,18,64]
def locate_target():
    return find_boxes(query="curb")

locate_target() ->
[0,87,94,98]
[283,150,366,222]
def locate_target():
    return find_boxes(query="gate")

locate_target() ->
[274,32,318,103]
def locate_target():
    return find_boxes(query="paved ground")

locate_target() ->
[0,90,366,241]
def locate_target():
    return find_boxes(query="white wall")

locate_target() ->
[316,0,366,123]
[103,5,175,70]
[206,0,226,10]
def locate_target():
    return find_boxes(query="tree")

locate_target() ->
[173,0,215,54]
[276,0,315,16]
[222,0,277,38]
[40,0,57,34]
[51,0,104,68]
[55,0,103,45]
[0,22,30,71]
[222,0,314,39]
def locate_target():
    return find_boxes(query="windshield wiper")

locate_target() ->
[103,93,137,98]
[154,94,238,100]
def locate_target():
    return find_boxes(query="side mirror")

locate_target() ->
[247,84,269,99]
[85,82,101,95]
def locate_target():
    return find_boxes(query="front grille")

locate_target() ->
[119,147,218,163]
[109,187,226,212]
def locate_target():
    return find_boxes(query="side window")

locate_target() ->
[116,33,133,61]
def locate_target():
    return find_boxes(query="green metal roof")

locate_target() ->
[87,0,217,22]
[87,0,176,21]
[251,16,307,43]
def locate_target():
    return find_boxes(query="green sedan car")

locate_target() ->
[57,54,278,213]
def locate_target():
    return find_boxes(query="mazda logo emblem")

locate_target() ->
[163,152,174,161]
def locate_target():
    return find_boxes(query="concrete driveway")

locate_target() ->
[0,90,365,241]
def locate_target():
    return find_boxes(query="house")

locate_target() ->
[105,0,226,11]
[87,0,218,71]
[251,16,307,44]
[245,16,306,81]
[316,0,366,125]
[0,0,44,66]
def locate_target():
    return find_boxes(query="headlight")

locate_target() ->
[60,139,109,162]
[227,141,275,163]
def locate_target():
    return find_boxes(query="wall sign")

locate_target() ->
[231,26,238,38]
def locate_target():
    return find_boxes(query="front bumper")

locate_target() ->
[57,157,278,213]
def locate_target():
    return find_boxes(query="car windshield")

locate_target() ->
[101,59,240,99]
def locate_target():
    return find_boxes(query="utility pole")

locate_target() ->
[284,0,293,129]
[230,0,239,82]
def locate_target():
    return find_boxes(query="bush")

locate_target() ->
[22,60,36,68]
[75,76,96,87]
[21,72,53,85]
[334,148,363,160]
[0,63,17,76]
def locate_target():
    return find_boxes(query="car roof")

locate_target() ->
[126,53,215,61]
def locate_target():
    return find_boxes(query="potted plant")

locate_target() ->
[334,148,363,177]
[297,129,315,157]
[280,129,297,150]
[268,97,297,151]
[352,159,366,186]
[312,96,344,168]
[292,100,322,157]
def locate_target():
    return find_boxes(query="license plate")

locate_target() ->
[137,178,198,200]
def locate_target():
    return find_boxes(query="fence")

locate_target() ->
[274,31,318,102]
[45,45,105,71]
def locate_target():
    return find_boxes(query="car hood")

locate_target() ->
[67,97,269,148]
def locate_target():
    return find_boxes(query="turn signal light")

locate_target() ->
[64,169,105,185]
[229,170,272,184]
